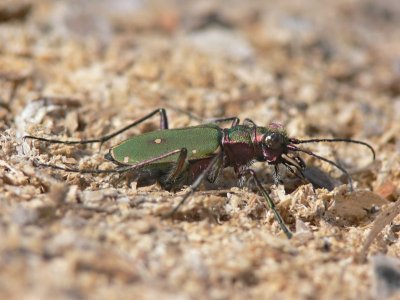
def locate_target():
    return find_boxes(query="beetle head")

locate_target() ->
[260,126,290,163]
[257,123,375,192]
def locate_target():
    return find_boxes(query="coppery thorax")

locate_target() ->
[222,126,265,171]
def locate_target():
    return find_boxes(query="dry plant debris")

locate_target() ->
[1,0,400,299]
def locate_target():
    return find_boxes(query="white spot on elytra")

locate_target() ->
[154,138,162,144]
[124,156,129,163]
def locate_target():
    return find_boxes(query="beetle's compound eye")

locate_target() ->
[264,133,284,150]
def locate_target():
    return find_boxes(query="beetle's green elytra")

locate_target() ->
[110,124,222,165]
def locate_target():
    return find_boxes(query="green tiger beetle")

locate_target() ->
[24,108,376,238]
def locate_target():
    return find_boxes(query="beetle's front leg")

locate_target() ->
[205,116,240,128]
[238,175,246,187]
[272,165,284,185]
[239,168,292,239]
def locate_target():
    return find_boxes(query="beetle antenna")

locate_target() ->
[289,146,354,191]
[290,138,375,160]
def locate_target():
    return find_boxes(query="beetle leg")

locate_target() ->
[163,151,224,218]
[273,164,283,185]
[32,148,187,175]
[163,148,189,189]
[164,107,240,127]
[165,105,240,127]
[205,117,240,127]
[24,108,169,148]
[282,161,306,181]
[281,154,307,179]
[243,118,256,127]
[206,154,224,183]
[240,168,292,239]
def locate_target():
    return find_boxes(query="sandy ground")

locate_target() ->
[1,0,400,299]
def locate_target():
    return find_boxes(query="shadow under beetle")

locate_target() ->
[24,108,376,238]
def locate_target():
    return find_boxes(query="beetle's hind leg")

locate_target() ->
[163,151,224,218]
[159,148,189,191]
[24,108,169,149]
[31,148,190,177]
[240,168,292,239]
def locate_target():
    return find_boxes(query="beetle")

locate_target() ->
[24,108,376,238]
